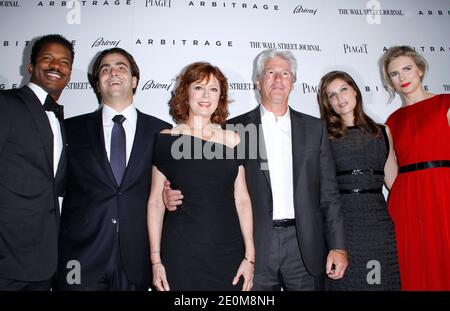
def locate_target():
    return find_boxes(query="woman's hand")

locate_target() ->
[232,257,254,291]
[152,262,170,291]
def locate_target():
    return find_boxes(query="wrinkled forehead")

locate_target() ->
[264,56,291,70]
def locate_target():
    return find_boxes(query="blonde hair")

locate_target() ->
[380,45,428,102]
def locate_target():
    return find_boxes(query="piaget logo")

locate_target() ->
[300,83,319,94]
[343,43,368,54]
[145,0,171,7]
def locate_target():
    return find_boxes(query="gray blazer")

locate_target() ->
[227,106,345,276]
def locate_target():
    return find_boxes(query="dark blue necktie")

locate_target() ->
[111,115,126,185]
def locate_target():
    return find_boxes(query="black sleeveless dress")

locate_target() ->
[327,126,400,290]
[152,133,244,291]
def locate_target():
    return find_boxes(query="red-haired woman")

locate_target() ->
[147,62,254,291]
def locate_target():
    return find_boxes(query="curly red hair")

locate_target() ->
[170,62,229,125]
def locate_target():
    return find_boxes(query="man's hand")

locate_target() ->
[326,249,348,280]
[162,180,183,211]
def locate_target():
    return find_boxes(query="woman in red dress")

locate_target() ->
[381,46,450,290]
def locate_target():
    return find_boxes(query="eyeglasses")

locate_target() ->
[263,69,292,80]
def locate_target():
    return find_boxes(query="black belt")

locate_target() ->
[339,188,382,194]
[399,160,450,174]
[273,219,296,228]
[336,169,384,176]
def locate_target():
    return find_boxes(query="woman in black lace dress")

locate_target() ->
[317,71,400,290]
[147,62,255,291]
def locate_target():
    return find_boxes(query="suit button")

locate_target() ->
[112,219,117,224]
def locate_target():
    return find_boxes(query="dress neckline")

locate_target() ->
[401,94,441,110]
[158,132,239,150]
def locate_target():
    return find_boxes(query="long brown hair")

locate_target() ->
[170,62,229,125]
[317,70,381,139]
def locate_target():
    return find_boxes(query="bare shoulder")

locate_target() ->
[160,124,189,135]
[384,124,391,135]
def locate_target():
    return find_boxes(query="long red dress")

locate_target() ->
[386,94,450,290]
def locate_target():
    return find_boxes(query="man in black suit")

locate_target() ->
[0,34,74,290]
[165,49,348,290]
[57,48,171,290]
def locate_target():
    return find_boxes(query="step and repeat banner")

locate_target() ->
[0,0,449,123]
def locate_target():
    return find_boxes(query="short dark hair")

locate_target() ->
[30,34,74,66]
[91,48,140,96]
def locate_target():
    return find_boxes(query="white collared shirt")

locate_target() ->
[260,105,295,220]
[102,103,137,165]
[28,83,63,178]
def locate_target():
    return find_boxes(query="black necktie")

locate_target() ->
[43,95,64,121]
[111,115,126,185]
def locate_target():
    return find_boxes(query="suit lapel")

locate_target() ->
[54,120,66,184]
[121,110,149,187]
[87,109,118,187]
[246,107,271,188]
[290,108,305,194]
[18,86,53,176]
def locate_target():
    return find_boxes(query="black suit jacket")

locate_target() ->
[58,108,170,287]
[227,106,345,276]
[0,86,66,282]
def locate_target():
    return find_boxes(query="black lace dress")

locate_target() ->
[327,126,400,290]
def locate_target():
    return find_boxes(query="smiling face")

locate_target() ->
[387,55,424,97]
[257,56,294,110]
[97,52,137,106]
[187,75,220,120]
[28,42,72,100]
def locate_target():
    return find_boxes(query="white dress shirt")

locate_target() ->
[260,105,295,220]
[28,83,63,177]
[102,103,137,166]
